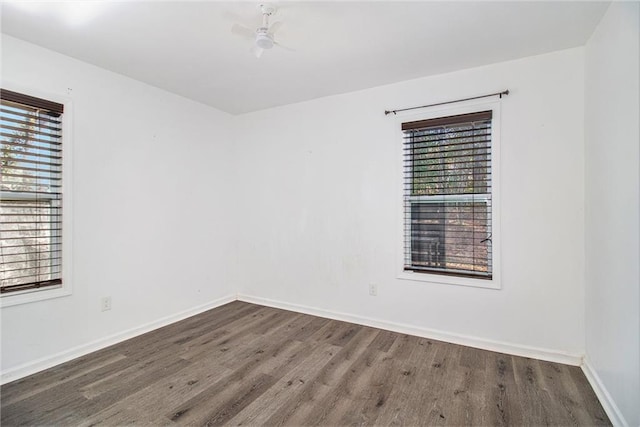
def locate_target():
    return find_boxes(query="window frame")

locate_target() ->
[396,100,501,290]
[0,84,73,307]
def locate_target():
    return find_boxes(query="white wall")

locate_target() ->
[584,3,640,426]
[0,36,237,377]
[235,48,586,358]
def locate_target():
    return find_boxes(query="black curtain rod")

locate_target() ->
[384,90,509,116]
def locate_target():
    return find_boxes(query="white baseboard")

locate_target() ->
[0,294,236,385]
[237,294,583,366]
[581,357,628,427]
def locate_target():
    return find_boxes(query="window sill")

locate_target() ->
[0,285,71,308]
[397,270,501,290]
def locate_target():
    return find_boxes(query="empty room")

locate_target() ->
[0,1,638,426]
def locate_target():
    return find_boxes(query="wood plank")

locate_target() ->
[262,327,380,426]
[300,343,384,425]
[164,338,307,425]
[368,328,399,353]
[55,357,192,425]
[307,326,380,388]
[287,315,331,342]
[343,335,436,426]
[481,352,525,426]
[566,364,611,425]
[164,324,321,425]
[512,356,555,425]
[226,342,341,426]
[1,390,89,426]
[381,339,460,426]
[177,307,277,360]
[79,364,235,427]
[0,352,127,406]
[442,352,488,425]
[96,301,261,360]
[171,372,277,426]
[538,360,592,425]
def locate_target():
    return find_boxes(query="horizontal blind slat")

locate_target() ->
[1,90,64,115]
[0,164,62,175]
[0,108,62,125]
[1,140,62,153]
[1,254,62,264]
[1,123,61,139]
[1,115,63,132]
[402,111,492,130]
[0,132,62,146]
[0,279,61,294]
[1,149,62,162]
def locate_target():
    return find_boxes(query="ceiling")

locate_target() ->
[1,1,609,115]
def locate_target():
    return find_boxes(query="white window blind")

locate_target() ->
[402,111,493,279]
[1,89,64,294]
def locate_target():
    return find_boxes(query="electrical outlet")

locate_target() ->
[369,283,377,296]
[101,296,112,312]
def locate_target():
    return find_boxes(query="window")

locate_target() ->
[1,89,64,295]
[401,109,497,285]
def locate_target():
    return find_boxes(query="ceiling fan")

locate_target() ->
[231,3,291,58]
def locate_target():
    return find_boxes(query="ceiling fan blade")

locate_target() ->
[251,46,264,58]
[269,21,283,36]
[274,40,295,52]
[231,23,255,40]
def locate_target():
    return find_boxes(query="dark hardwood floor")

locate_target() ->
[1,301,610,426]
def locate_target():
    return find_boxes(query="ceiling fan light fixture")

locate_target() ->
[256,32,274,49]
